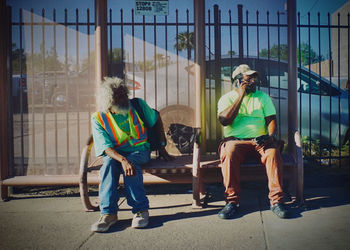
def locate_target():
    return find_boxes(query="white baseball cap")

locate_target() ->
[231,64,258,82]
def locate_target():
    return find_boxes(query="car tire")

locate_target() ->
[51,92,67,110]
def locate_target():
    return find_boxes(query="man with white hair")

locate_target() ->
[91,77,172,232]
[217,64,289,219]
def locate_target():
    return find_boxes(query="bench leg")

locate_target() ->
[0,184,9,201]
[192,143,203,208]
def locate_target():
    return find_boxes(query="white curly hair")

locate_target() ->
[96,77,129,113]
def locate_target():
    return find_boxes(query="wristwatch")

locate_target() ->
[160,141,166,147]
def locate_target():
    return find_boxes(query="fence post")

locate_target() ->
[192,0,206,208]
[0,2,10,201]
[214,4,222,144]
[95,0,108,85]
[287,0,303,202]
[287,0,297,157]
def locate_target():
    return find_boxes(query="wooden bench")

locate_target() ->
[79,131,304,211]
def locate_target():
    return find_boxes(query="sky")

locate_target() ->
[6,0,350,69]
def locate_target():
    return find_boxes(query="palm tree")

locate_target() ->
[174,31,195,60]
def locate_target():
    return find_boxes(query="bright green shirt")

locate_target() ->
[217,90,276,138]
[92,99,158,156]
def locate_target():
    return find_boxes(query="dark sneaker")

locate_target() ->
[218,203,238,219]
[270,203,289,219]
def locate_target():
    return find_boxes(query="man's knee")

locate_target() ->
[263,148,283,165]
[221,143,243,161]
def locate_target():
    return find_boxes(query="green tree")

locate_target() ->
[174,31,195,60]
[259,44,288,61]
[297,42,324,66]
[11,43,26,74]
[260,43,324,66]
[26,44,64,73]
[227,50,236,56]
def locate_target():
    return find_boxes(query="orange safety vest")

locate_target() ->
[92,107,147,150]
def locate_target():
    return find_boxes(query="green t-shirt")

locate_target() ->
[217,90,276,138]
[92,99,158,156]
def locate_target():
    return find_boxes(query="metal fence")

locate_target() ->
[9,5,350,177]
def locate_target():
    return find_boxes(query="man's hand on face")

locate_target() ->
[237,80,249,97]
[158,147,174,161]
[121,158,136,176]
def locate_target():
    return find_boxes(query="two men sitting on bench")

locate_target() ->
[90,64,289,232]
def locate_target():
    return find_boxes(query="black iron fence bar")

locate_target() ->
[214,5,221,142]
[246,10,249,57]
[19,8,24,171]
[41,8,48,170]
[153,15,157,109]
[308,12,312,156]
[208,9,212,140]
[132,9,136,97]
[256,11,259,60]
[30,9,35,166]
[108,22,194,26]
[318,12,322,163]
[64,9,70,168]
[176,9,179,105]
[53,9,58,165]
[328,13,332,166]
[108,8,112,77]
[209,23,288,27]
[120,9,124,80]
[143,15,146,100]
[298,24,349,28]
[229,10,233,76]
[257,11,260,91]
[165,15,168,107]
[8,6,14,176]
[337,13,341,166]
[76,8,81,167]
[267,11,271,96]
[298,13,302,140]
[87,8,92,135]
[238,5,243,60]
[229,10,232,76]
[277,11,281,139]
[187,9,190,106]
[348,13,350,161]
[14,22,350,29]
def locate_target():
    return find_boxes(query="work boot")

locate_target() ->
[270,203,289,219]
[91,214,118,232]
[218,203,238,219]
[131,210,149,228]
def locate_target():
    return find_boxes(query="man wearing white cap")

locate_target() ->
[217,64,289,219]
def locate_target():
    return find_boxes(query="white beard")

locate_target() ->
[110,104,129,115]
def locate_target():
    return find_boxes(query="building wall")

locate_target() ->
[332,0,350,78]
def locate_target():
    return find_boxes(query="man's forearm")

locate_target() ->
[105,147,126,162]
[265,115,277,136]
[219,94,245,126]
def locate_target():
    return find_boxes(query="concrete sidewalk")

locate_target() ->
[0,184,349,250]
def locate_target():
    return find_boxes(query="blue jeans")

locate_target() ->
[99,150,150,215]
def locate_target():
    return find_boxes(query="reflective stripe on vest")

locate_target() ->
[93,107,147,149]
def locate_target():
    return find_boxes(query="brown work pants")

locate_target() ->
[219,139,284,206]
